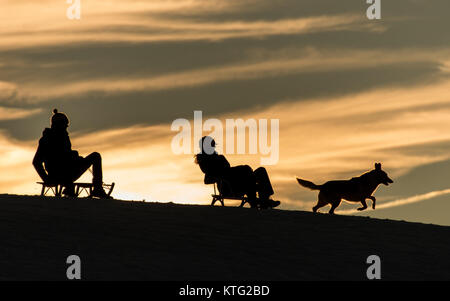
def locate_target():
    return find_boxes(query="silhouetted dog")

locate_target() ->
[297,163,393,214]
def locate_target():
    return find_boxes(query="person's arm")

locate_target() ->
[32,145,49,183]
[218,155,231,169]
[70,150,79,160]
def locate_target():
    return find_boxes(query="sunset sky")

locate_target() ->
[1,0,450,225]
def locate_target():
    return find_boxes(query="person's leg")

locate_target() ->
[227,165,258,208]
[48,165,78,197]
[254,167,274,199]
[85,152,103,189]
[71,152,110,198]
[217,177,233,196]
[254,167,280,208]
[55,155,93,197]
[71,152,103,189]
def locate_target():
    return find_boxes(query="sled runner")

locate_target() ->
[210,179,248,207]
[37,182,115,198]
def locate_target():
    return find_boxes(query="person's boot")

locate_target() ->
[270,199,281,208]
[259,198,270,209]
[63,184,76,197]
[260,198,280,209]
[91,186,112,199]
[247,198,258,208]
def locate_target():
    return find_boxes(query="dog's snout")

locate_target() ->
[384,178,394,185]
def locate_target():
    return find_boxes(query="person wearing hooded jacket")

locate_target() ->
[33,109,111,198]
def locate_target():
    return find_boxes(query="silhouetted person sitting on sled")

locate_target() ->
[33,109,111,198]
[195,136,280,209]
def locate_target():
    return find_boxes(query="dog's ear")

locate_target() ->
[375,163,382,170]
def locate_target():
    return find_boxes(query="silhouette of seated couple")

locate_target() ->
[195,136,280,209]
[33,109,111,198]
[33,110,280,207]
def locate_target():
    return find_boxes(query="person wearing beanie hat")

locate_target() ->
[50,108,69,129]
[33,109,111,198]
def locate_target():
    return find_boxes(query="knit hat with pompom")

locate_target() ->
[51,109,69,128]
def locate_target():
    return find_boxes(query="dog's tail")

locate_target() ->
[297,178,322,190]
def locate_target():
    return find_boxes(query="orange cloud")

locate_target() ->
[2,78,450,209]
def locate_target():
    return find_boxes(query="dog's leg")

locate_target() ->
[357,199,368,211]
[368,196,376,209]
[328,199,341,215]
[313,192,329,213]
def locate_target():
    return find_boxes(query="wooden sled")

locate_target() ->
[210,180,248,207]
[37,182,115,198]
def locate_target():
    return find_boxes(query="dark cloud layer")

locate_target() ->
[0,0,449,141]
[0,60,444,141]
